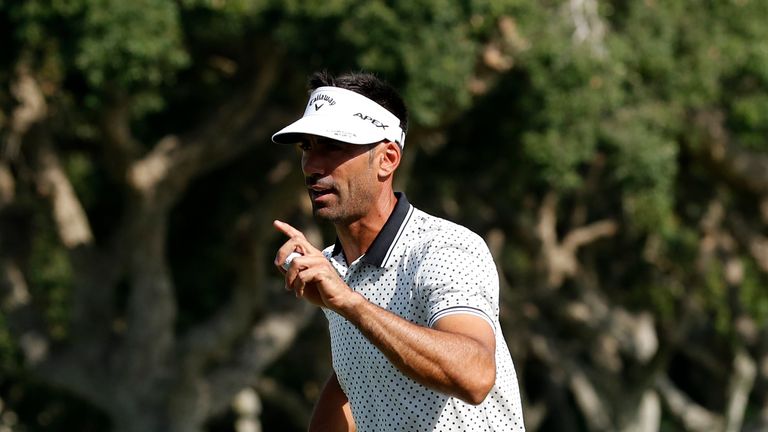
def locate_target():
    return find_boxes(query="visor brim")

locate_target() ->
[271,115,386,145]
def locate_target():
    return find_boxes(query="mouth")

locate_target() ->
[306,177,337,204]
[308,186,336,202]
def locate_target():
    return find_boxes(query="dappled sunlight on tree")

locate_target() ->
[1,0,768,431]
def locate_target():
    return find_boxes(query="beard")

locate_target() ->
[310,190,371,224]
[307,176,376,224]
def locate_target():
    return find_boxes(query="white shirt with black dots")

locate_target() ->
[322,193,525,432]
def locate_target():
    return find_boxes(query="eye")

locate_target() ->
[298,142,311,151]
[327,142,344,152]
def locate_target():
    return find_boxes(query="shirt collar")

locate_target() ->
[331,192,412,268]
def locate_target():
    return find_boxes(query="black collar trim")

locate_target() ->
[331,192,412,268]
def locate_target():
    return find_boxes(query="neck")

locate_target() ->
[335,189,397,263]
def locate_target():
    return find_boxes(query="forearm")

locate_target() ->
[272,221,495,403]
[336,292,496,405]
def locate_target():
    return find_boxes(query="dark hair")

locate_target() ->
[309,71,409,134]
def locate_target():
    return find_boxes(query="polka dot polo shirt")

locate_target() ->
[322,193,525,431]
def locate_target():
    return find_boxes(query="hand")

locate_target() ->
[273,220,359,311]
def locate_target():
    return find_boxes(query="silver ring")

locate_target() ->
[282,252,302,270]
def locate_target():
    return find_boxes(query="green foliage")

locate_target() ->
[0,314,19,372]
[693,255,768,340]
[601,111,678,231]
[3,0,188,118]
[8,0,87,47]
[27,213,73,340]
[701,260,731,336]
[3,0,768,430]
[261,0,526,126]
[740,260,768,326]
[729,93,768,150]
[64,152,96,209]
[75,0,188,89]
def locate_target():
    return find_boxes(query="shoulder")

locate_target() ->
[407,208,500,302]
[403,208,496,277]
[408,207,489,255]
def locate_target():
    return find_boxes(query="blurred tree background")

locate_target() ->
[1,0,768,431]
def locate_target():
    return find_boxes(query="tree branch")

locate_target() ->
[728,212,768,273]
[8,68,120,368]
[656,375,724,432]
[0,257,50,366]
[110,55,291,397]
[560,289,658,368]
[6,63,47,159]
[537,192,618,288]
[205,302,316,415]
[0,258,30,312]
[725,348,757,432]
[29,128,121,348]
[742,346,768,431]
[33,142,94,248]
[568,0,607,57]
[126,52,288,207]
[0,162,14,206]
[690,110,768,196]
[178,178,309,374]
[469,16,530,95]
[621,390,661,432]
[561,220,619,253]
[110,205,176,401]
[529,330,612,431]
[99,93,143,181]
[11,66,94,249]
[569,370,612,431]
[254,377,311,430]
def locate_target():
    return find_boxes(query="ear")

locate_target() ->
[377,141,401,178]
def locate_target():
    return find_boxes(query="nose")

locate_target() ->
[301,149,325,176]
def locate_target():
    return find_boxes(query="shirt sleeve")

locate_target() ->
[415,237,499,332]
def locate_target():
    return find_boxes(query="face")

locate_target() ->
[300,136,379,223]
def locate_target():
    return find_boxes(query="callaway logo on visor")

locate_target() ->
[271,86,406,148]
[309,93,337,110]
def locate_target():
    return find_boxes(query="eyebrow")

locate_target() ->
[316,137,341,146]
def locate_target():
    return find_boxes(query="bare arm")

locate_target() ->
[308,372,355,432]
[274,220,497,405]
[338,295,496,405]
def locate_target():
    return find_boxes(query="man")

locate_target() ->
[272,71,525,431]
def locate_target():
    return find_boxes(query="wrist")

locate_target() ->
[331,291,366,319]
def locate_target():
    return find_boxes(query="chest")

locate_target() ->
[334,258,427,325]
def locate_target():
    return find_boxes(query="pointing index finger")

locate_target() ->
[273,220,305,239]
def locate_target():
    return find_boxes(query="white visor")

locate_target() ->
[272,86,405,148]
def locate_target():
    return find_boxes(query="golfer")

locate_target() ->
[272,71,525,431]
